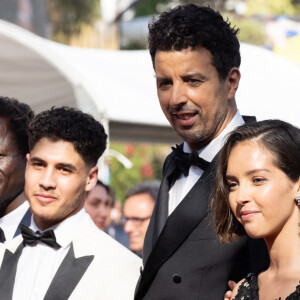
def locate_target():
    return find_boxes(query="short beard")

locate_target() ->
[175,129,213,150]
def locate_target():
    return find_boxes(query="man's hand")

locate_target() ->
[224,280,236,300]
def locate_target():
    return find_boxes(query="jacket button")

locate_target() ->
[173,274,181,284]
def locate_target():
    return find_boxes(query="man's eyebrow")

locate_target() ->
[29,156,45,163]
[29,157,77,171]
[181,72,208,81]
[155,75,171,81]
[155,73,208,81]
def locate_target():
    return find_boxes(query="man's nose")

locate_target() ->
[99,205,108,218]
[169,82,188,107]
[39,168,56,190]
[124,219,134,233]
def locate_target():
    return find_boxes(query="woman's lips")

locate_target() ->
[240,210,260,221]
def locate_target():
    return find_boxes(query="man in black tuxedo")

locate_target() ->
[135,5,269,300]
[0,97,34,243]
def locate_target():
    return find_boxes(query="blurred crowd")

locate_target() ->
[84,179,160,257]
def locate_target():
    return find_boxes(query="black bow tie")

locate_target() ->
[172,144,209,176]
[20,224,61,249]
[0,227,6,243]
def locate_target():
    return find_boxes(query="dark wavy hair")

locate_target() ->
[28,107,107,167]
[212,119,300,243]
[0,96,34,156]
[148,4,240,79]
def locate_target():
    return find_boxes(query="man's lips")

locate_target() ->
[239,210,260,221]
[172,111,198,126]
[34,193,57,203]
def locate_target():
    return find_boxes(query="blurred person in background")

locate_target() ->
[84,180,110,230]
[0,97,34,243]
[124,181,160,257]
[85,180,130,247]
[106,195,130,249]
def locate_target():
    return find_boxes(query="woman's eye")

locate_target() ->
[227,182,238,191]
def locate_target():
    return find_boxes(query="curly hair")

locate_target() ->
[148,4,240,79]
[28,107,107,167]
[0,96,34,156]
[211,119,300,243]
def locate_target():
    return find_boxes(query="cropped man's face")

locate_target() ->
[0,117,25,215]
[124,193,154,253]
[25,137,97,230]
[154,46,239,151]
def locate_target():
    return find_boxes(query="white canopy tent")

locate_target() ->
[0,19,299,145]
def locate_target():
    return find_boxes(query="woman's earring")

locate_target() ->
[295,196,300,207]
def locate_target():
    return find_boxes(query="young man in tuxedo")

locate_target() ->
[0,97,34,243]
[135,5,269,300]
[0,107,141,299]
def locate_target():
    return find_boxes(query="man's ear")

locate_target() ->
[294,176,300,199]
[26,153,30,166]
[227,67,241,100]
[85,166,98,192]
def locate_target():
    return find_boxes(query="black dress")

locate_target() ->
[233,273,300,300]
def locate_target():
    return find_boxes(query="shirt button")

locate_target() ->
[173,274,181,284]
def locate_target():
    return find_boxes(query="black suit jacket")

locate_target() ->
[135,116,269,300]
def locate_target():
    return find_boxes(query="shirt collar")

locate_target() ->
[183,110,245,162]
[30,208,87,248]
[0,201,30,241]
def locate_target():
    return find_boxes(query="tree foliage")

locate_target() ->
[246,0,297,16]
[109,142,169,202]
[47,0,99,43]
[134,0,172,17]
[225,13,266,46]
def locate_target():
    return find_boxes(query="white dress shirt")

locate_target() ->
[12,208,87,300]
[168,111,245,215]
[0,201,29,243]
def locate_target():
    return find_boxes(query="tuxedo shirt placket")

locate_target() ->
[12,209,86,300]
[168,110,245,216]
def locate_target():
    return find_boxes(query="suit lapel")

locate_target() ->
[136,156,218,300]
[152,158,179,245]
[143,156,179,263]
[44,243,94,300]
[0,242,24,299]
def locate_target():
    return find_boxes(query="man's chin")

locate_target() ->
[175,129,204,145]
